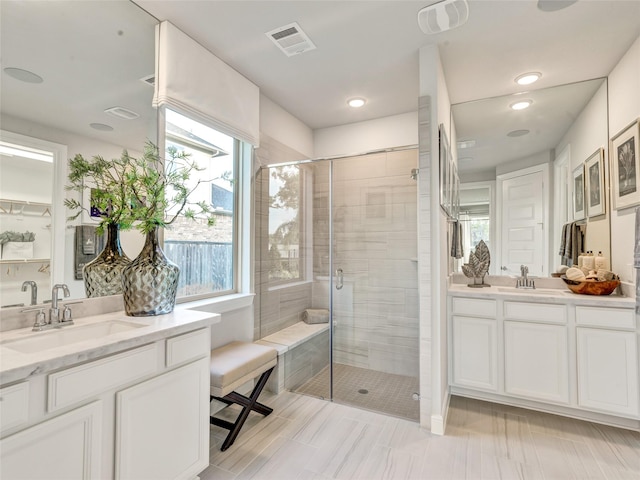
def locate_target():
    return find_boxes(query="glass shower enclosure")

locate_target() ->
[256,148,419,421]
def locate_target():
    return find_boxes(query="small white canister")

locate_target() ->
[1,241,34,260]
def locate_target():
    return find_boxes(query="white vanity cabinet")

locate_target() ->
[503,302,569,404]
[0,324,212,480]
[576,306,639,417]
[451,297,498,391]
[0,400,102,479]
[448,288,639,429]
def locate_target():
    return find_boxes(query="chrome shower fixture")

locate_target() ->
[410,168,419,180]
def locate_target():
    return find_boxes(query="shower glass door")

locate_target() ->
[260,148,419,420]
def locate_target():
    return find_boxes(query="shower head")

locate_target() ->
[410,168,419,180]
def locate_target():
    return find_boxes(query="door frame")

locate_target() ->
[495,163,550,277]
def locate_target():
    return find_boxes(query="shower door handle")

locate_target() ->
[335,268,344,290]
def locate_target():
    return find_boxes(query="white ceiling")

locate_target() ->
[134,0,639,129]
[1,1,639,173]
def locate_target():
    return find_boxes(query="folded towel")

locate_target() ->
[450,221,464,259]
[634,206,640,269]
[302,308,330,324]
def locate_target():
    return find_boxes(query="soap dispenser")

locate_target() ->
[577,252,585,268]
[583,251,595,270]
[595,251,609,270]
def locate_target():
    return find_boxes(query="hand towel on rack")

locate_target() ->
[302,308,329,324]
[569,221,584,266]
[450,220,464,259]
[558,222,569,262]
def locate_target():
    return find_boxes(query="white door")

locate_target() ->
[499,169,545,276]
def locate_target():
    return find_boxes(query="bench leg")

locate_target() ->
[210,366,275,451]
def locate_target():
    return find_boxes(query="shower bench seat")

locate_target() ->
[255,321,330,394]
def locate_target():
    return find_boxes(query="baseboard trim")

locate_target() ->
[431,390,451,435]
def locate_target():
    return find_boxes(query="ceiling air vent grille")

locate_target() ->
[266,22,316,57]
[140,74,155,87]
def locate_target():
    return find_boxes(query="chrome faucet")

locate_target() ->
[21,280,38,305]
[50,284,70,325]
[515,265,535,289]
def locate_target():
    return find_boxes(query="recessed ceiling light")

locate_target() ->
[348,98,366,108]
[515,72,541,85]
[3,67,43,84]
[507,129,530,137]
[90,123,114,131]
[510,100,532,111]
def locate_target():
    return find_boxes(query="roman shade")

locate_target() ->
[153,21,260,146]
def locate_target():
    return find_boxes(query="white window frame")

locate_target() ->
[158,107,252,303]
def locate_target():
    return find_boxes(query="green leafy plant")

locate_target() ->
[122,141,221,234]
[65,151,136,234]
[65,141,223,235]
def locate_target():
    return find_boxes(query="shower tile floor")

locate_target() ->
[294,363,420,421]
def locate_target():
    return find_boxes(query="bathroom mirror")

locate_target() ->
[452,78,611,276]
[0,0,158,306]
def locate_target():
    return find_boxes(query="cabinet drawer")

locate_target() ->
[0,382,29,434]
[504,301,566,324]
[48,343,158,412]
[576,306,635,329]
[451,297,496,318]
[166,327,211,367]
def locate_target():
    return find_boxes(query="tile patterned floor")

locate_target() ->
[294,363,420,421]
[202,392,640,480]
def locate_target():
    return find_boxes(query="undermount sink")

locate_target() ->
[1,320,146,354]
[497,287,567,295]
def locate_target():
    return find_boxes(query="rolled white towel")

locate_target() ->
[302,308,329,324]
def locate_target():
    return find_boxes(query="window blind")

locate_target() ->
[153,21,260,146]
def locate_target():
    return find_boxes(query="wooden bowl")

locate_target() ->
[560,276,620,295]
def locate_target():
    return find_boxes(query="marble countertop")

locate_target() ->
[0,306,220,385]
[448,283,636,309]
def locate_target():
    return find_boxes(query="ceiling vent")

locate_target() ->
[140,74,155,87]
[266,22,316,57]
[418,0,469,34]
[104,106,139,120]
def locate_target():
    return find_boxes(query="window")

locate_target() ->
[163,108,241,299]
[268,164,305,283]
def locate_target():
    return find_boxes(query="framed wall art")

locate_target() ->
[439,124,452,216]
[610,118,640,210]
[585,148,605,218]
[572,164,585,221]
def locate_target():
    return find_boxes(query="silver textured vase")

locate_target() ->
[122,227,180,316]
[83,223,130,297]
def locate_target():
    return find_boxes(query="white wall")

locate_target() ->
[259,94,314,159]
[555,81,610,267]
[608,35,640,283]
[496,150,553,176]
[418,43,452,434]
[314,111,418,158]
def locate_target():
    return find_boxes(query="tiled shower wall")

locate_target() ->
[254,135,312,340]
[311,150,419,377]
